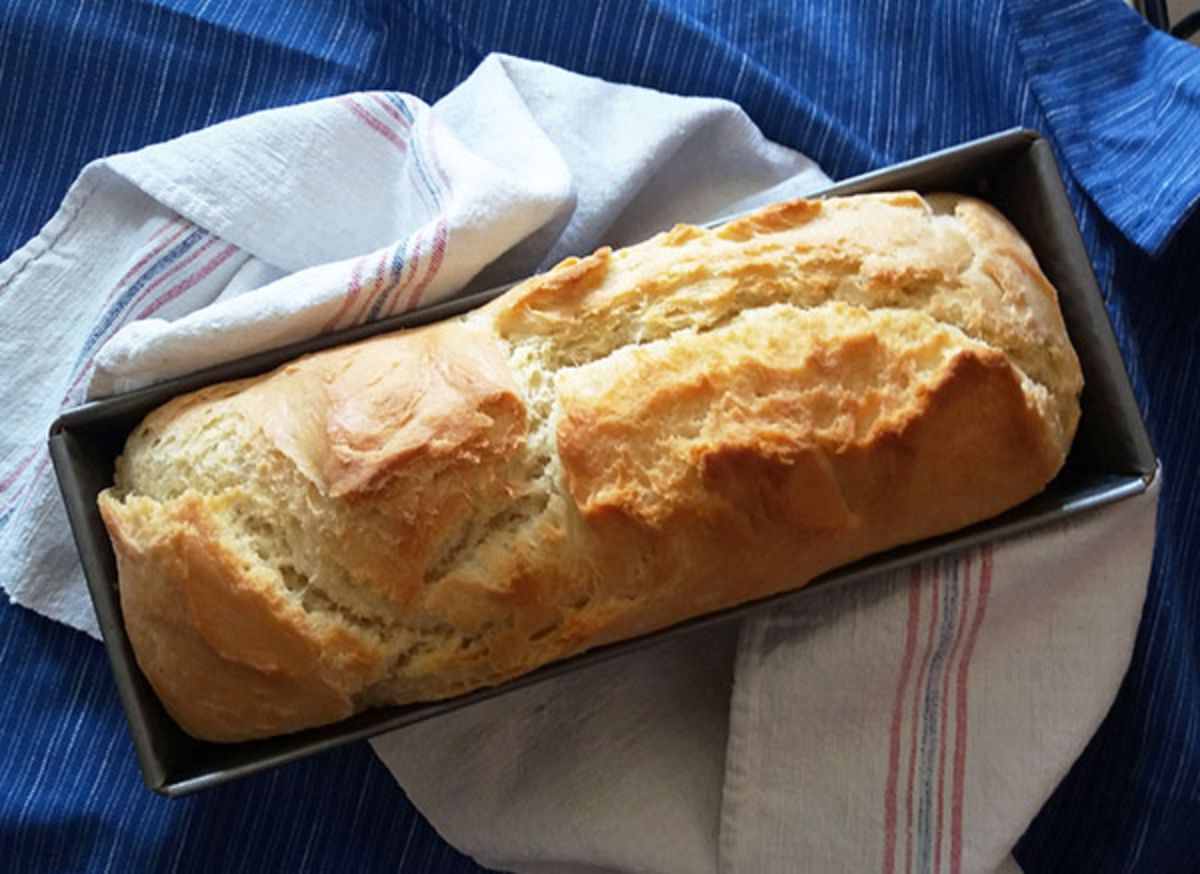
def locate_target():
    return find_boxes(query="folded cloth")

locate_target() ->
[0,52,1157,874]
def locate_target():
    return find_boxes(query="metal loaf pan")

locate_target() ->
[49,128,1156,796]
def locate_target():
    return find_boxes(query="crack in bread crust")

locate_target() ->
[490,192,1079,446]
[98,191,1083,741]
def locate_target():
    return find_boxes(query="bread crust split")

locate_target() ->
[98,191,1083,742]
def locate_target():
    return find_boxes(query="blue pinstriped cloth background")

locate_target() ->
[1,1,1198,870]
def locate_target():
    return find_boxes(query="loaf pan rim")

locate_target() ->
[47,125,1158,796]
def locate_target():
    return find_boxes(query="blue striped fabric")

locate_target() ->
[2,1,1198,870]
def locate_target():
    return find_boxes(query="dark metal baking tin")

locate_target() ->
[49,128,1156,797]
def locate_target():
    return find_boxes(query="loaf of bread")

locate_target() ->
[98,192,1083,742]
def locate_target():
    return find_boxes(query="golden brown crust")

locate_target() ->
[239,320,525,500]
[98,191,1083,741]
[99,493,377,742]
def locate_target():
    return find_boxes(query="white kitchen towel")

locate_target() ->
[0,52,1158,874]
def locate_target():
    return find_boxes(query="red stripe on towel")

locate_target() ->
[905,563,940,874]
[884,566,923,874]
[950,546,993,874]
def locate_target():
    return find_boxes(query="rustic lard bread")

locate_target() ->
[98,192,1084,742]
